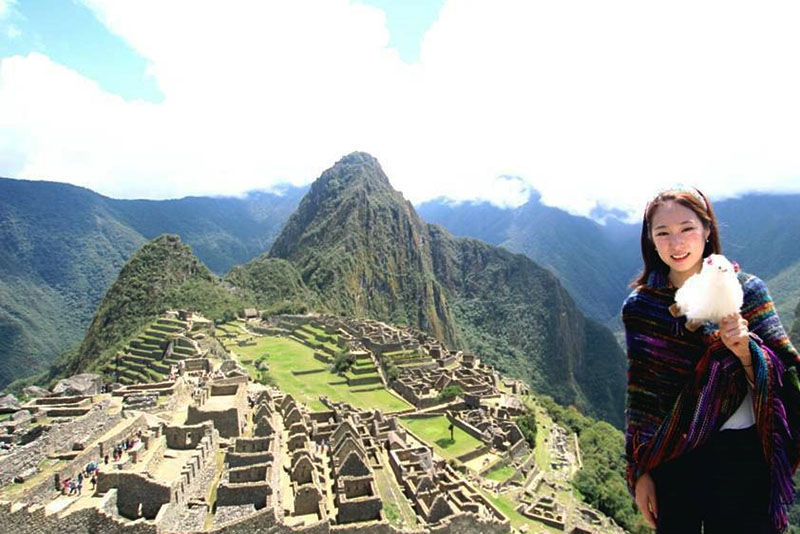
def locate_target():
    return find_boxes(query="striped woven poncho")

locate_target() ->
[623,267,800,531]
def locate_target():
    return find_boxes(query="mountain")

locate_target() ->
[265,153,460,346]
[224,256,319,314]
[0,177,303,387]
[229,153,626,426]
[417,196,640,331]
[792,300,800,349]
[107,189,306,274]
[59,234,244,379]
[0,180,144,386]
[418,192,800,332]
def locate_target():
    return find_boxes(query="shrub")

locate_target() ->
[332,350,355,374]
[385,363,399,382]
[516,410,538,448]
[437,384,463,403]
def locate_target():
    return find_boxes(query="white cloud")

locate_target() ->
[2,0,800,218]
[0,0,16,20]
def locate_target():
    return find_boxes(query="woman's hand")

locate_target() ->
[635,472,658,529]
[720,313,751,363]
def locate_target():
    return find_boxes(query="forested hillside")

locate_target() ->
[0,178,303,387]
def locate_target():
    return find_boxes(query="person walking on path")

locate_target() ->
[623,186,800,533]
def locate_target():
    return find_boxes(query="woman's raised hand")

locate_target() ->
[635,472,658,529]
[720,313,751,363]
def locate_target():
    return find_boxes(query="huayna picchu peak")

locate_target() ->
[229,153,626,428]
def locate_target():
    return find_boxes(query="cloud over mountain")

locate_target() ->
[2,0,800,217]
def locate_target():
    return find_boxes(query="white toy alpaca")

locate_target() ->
[670,254,743,330]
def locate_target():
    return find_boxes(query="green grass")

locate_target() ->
[235,336,410,412]
[476,488,562,533]
[399,416,483,460]
[485,464,516,482]
[301,324,338,343]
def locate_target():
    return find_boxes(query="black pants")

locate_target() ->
[650,425,777,534]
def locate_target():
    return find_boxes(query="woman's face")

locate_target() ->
[650,200,710,279]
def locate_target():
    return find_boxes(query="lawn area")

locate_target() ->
[523,396,552,471]
[234,336,410,412]
[477,488,562,533]
[399,416,483,460]
[485,464,516,483]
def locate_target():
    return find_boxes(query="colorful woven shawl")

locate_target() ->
[623,268,800,531]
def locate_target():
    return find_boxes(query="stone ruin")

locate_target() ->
[186,380,248,439]
[387,434,506,525]
[520,494,566,530]
[97,421,219,521]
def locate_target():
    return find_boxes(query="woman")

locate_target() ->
[623,186,800,533]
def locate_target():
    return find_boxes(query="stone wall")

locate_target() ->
[98,472,172,519]
[186,406,241,438]
[210,384,240,396]
[216,481,272,509]
[164,422,212,450]
[228,463,269,483]
[446,413,487,443]
[455,444,491,464]
[0,400,121,488]
[233,437,271,453]
[226,451,274,468]
[0,490,159,534]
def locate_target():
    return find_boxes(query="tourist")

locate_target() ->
[90,473,97,490]
[68,479,76,496]
[623,186,800,533]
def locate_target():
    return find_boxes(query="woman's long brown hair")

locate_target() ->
[630,188,723,288]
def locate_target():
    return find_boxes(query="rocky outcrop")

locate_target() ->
[0,394,21,413]
[52,373,102,397]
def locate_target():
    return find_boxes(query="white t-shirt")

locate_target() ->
[720,383,756,430]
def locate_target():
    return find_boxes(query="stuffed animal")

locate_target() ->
[669,254,743,331]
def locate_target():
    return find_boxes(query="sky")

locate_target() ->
[2,0,800,222]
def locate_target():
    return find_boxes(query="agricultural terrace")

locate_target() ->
[230,335,411,412]
[398,415,483,460]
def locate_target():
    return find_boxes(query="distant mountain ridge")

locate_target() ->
[418,192,800,332]
[0,177,304,387]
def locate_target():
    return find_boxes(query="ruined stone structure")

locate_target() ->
[97,421,218,520]
[0,313,621,534]
[186,382,248,439]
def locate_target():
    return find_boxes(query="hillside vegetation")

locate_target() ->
[53,234,244,381]
[0,177,302,387]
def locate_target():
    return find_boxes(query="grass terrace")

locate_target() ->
[234,336,410,412]
[484,464,516,483]
[476,488,562,533]
[398,415,483,460]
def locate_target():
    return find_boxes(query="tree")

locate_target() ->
[437,384,463,403]
[332,350,355,374]
[385,363,399,382]
[516,410,538,448]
